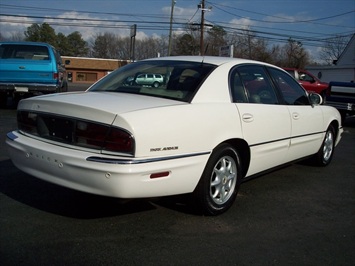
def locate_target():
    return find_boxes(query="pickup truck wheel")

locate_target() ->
[313,125,335,166]
[194,144,241,215]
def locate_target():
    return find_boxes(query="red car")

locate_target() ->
[283,68,329,97]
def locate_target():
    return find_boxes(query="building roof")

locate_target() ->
[336,34,355,67]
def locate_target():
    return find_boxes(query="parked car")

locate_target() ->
[283,68,329,97]
[0,42,69,106]
[135,73,164,87]
[6,56,343,215]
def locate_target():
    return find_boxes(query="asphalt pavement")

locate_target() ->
[0,107,354,266]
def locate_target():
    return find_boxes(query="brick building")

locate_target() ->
[62,56,129,84]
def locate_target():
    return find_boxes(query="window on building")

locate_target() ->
[76,72,97,82]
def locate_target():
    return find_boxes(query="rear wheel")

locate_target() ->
[312,125,335,166]
[194,144,241,215]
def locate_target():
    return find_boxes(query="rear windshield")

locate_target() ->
[0,44,50,60]
[89,60,217,102]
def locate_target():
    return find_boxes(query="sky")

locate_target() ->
[0,0,354,60]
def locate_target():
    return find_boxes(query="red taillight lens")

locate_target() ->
[76,121,108,148]
[75,122,134,154]
[103,127,134,154]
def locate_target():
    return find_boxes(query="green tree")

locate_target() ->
[24,23,57,46]
[66,31,88,56]
[174,34,198,55]
[56,32,70,55]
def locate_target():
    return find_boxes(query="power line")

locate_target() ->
[0,4,353,52]
[207,1,355,29]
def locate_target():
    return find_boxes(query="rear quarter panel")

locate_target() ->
[114,103,243,158]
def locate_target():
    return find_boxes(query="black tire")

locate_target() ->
[152,82,160,88]
[0,92,7,108]
[193,143,242,215]
[312,125,335,166]
[339,110,347,124]
[62,81,68,92]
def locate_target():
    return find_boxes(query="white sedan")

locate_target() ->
[6,56,343,215]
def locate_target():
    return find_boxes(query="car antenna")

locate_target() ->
[201,44,209,66]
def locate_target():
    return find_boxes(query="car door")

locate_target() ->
[267,67,324,161]
[231,65,292,176]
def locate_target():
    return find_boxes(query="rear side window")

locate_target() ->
[231,65,279,104]
[0,44,49,60]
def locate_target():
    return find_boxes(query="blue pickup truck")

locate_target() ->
[0,41,69,107]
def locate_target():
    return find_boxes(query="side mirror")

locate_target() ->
[309,93,322,106]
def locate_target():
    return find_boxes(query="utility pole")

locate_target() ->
[198,1,211,56]
[199,0,205,56]
[168,0,176,56]
[130,24,136,62]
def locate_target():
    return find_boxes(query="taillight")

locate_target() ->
[53,72,59,81]
[75,121,108,148]
[75,121,134,154]
[17,111,135,155]
[103,128,134,154]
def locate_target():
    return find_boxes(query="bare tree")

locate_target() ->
[134,37,163,59]
[228,29,271,61]
[205,26,227,56]
[92,32,119,59]
[281,38,310,68]
[268,44,284,66]
[319,35,351,65]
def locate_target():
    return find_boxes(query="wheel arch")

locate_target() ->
[329,119,340,142]
[216,138,250,178]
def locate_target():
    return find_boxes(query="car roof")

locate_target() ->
[145,56,275,67]
[0,41,53,47]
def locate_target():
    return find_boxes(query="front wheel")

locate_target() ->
[193,144,242,215]
[312,125,335,166]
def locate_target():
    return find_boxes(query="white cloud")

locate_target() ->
[0,15,36,39]
[229,18,255,30]
[43,12,131,40]
[263,13,312,23]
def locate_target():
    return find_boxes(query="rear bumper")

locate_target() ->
[6,131,208,198]
[0,83,59,94]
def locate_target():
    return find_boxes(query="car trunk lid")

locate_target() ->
[18,91,185,125]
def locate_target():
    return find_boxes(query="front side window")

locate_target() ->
[268,68,309,105]
[298,71,315,82]
[89,60,217,102]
